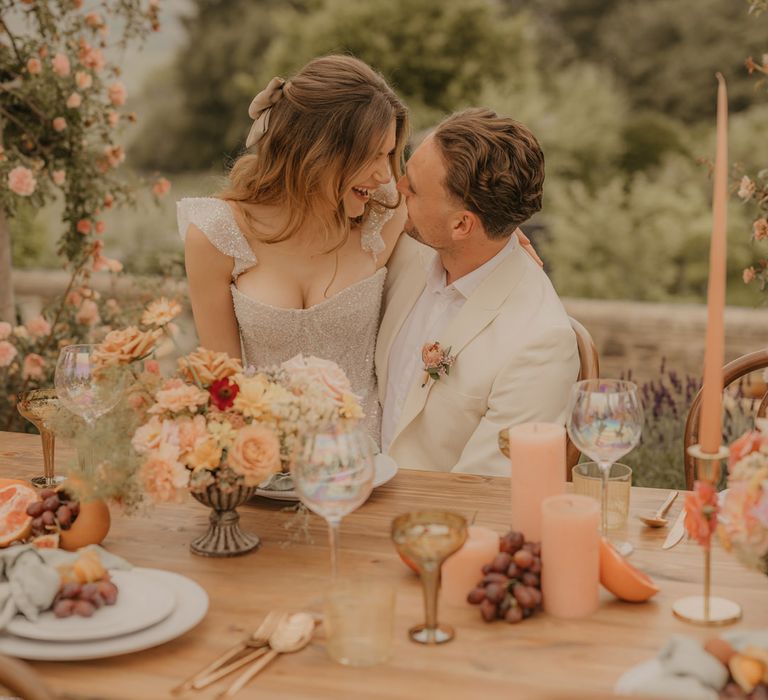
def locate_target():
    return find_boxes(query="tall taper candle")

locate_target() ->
[698,74,728,455]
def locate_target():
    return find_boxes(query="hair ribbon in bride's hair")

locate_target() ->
[245,76,286,148]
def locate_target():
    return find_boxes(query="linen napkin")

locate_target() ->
[616,632,768,699]
[0,544,131,631]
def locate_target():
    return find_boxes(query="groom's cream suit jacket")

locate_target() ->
[376,235,579,476]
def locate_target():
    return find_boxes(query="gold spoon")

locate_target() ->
[217,612,315,699]
[638,490,678,528]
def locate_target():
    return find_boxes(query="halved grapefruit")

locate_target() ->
[31,533,60,549]
[599,537,659,603]
[0,483,39,547]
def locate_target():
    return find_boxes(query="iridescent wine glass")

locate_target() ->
[16,389,66,488]
[566,379,643,556]
[290,424,375,578]
[54,345,127,475]
[391,511,467,645]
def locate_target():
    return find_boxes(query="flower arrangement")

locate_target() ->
[718,429,768,575]
[130,350,364,504]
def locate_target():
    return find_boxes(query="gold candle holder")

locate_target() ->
[16,389,66,489]
[671,444,741,626]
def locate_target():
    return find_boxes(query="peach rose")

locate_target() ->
[107,110,119,127]
[25,315,51,338]
[753,219,768,242]
[282,354,352,403]
[52,117,67,132]
[8,166,36,196]
[144,359,160,375]
[108,82,127,106]
[0,341,18,368]
[52,53,70,76]
[184,436,222,471]
[26,58,42,74]
[92,326,162,369]
[152,177,171,197]
[66,92,82,109]
[22,353,45,380]
[178,347,242,385]
[149,378,209,415]
[75,299,100,327]
[142,297,181,327]
[227,424,281,486]
[421,342,444,369]
[78,40,104,71]
[75,71,93,89]
[52,169,66,185]
[0,322,11,340]
[132,416,164,454]
[104,145,125,168]
[76,219,92,235]
[177,414,209,454]
[139,444,189,504]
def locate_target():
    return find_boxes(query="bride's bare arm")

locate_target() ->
[184,225,242,360]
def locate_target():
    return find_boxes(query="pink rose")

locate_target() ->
[421,342,444,369]
[177,416,209,456]
[103,145,125,168]
[108,82,127,106]
[152,177,171,197]
[227,424,281,486]
[743,267,756,285]
[22,353,45,380]
[149,378,210,415]
[25,315,51,338]
[139,444,189,504]
[281,354,352,404]
[52,117,67,132]
[75,71,93,89]
[26,58,42,74]
[107,110,119,127]
[66,291,82,307]
[52,53,70,76]
[66,93,82,109]
[0,341,18,367]
[76,219,92,235]
[52,169,66,185]
[75,299,100,326]
[8,166,36,196]
[95,221,106,234]
[144,359,160,375]
[753,218,768,242]
[0,322,11,340]
[103,193,114,208]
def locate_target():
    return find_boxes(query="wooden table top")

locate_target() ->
[0,430,765,700]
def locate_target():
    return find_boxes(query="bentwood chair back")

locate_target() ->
[683,348,768,489]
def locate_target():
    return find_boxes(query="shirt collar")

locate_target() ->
[425,234,518,299]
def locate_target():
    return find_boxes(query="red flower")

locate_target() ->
[685,481,719,549]
[209,378,239,411]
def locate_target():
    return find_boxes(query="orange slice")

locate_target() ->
[31,533,60,549]
[599,537,659,602]
[0,483,39,547]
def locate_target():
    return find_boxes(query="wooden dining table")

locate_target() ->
[0,430,766,700]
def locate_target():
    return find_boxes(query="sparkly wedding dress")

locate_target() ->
[177,190,396,445]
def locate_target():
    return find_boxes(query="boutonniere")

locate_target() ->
[421,342,456,387]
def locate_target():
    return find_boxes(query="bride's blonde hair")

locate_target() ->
[219,55,409,247]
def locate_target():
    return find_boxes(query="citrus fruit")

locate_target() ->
[31,533,60,549]
[599,537,659,603]
[0,482,40,547]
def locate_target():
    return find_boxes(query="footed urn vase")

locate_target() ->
[190,483,260,557]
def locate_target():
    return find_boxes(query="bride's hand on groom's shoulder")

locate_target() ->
[515,228,544,268]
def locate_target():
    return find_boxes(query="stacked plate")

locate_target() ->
[0,568,208,661]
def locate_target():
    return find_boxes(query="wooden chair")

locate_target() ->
[0,654,56,700]
[498,317,600,480]
[683,348,768,490]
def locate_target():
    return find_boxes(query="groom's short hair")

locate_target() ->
[433,108,544,240]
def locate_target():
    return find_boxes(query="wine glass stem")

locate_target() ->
[40,430,55,485]
[420,565,440,636]
[327,518,341,579]
[599,461,611,536]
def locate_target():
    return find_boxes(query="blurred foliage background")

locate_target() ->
[15,0,768,307]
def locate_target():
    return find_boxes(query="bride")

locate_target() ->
[178,56,408,444]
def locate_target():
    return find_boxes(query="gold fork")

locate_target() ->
[171,611,281,695]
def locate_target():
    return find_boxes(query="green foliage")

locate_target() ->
[9,202,50,268]
[619,112,690,175]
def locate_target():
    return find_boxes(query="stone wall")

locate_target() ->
[12,269,768,383]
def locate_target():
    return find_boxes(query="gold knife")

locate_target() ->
[662,508,687,549]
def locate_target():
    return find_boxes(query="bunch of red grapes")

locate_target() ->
[26,490,80,537]
[53,579,119,618]
[467,530,542,624]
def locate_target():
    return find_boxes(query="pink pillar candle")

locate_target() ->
[541,494,600,619]
[441,526,499,606]
[698,74,729,455]
[508,422,566,541]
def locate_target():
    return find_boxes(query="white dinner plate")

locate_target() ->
[0,568,208,661]
[7,569,176,642]
[253,453,399,502]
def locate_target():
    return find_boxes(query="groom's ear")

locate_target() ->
[451,211,479,242]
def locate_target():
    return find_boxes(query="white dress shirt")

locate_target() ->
[381,236,518,451]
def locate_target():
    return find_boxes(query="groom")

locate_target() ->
[376,108,579,476]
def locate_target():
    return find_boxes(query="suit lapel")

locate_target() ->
[389,246,530,445]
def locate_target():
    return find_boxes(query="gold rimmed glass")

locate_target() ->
[16,388,66,489]
[391,511,467,645]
